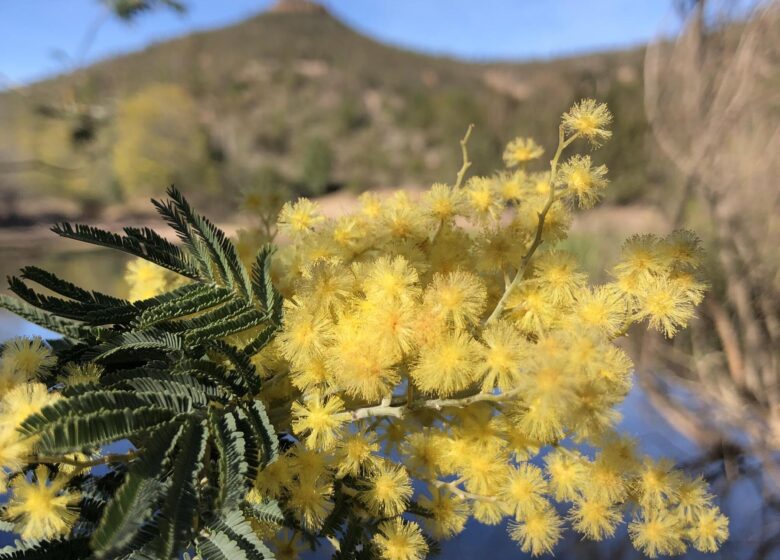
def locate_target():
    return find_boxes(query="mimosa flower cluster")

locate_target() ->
[0,100,727,559]
[241,100,722,557]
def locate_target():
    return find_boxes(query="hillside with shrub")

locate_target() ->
[0,1,656,219]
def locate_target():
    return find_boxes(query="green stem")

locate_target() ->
[25,450,141,469]
[453,124,475,190]
[484,128,579,325]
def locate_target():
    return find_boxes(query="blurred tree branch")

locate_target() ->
[641,2,780,556]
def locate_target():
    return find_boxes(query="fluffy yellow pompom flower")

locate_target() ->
[402,430,445,477]
[543,448,587,502]
[503,137,544,167]
[0,425,34,474]
[464,176,503,222]
[634,277,695,338]
[0,382,60,429]
[335,430,379,478]
[501,464,549,519]
[497,170,526,202]
[410,330,479,396]
[278,198,325,237]
[125,258,168,301]
[613,234,668,281]
[361,462,413,517]
[253,456,293,499]
[508,503,563,557]
[635,458,683,508]
[628,510,687,558]
[570,496,622,540]
[424,270,487,329]
[558,155,609,209]
[287,477,333,531]
[1,337,56,385]
[581,455,629,504]
[562,98,613,145]
[418,487,470,539]
[276,298,332,368]
[372,518,429,560]
[363,255,421,303]
[532,250,586,305]
[572,286,626,336]
[423,183,466,222]
[58,362,103,387]
[479,320,525,391]
[291,392,347,451]
[297,258,352,312]
[676,476,713,522]
[689,506,729,552]
[661,229,704,270]
[5,466,81,540]
[460,450,508,495]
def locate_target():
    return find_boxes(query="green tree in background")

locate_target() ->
[300,136,333,195]
[112,84,211,197]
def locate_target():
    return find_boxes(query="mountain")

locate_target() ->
[0,2,653,217]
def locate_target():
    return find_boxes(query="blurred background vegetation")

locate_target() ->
[0,0,778,558]
[0,0,658,218]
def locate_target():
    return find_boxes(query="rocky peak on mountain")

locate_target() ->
[268,0,328,15]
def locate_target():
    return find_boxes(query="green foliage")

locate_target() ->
[0,188,284,559]
[300,136,334,195]
[102,0,186,21]
[112,85,212,197]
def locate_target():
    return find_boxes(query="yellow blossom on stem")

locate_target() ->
[562,98,613,145]
[501,464,549,519]
[558,154,609,209]
[335,429,379,478]
[570,496,622,540]
[0,382,60,429]
[361,462,413,517]
[372,518,429,560]
[418,487,470,539]
[634,277,695,338]
[689,506,729,553]
[423,183,466,222]
[508,503,563,557]
[478,320,525,391]
[423,270,487,329]
[291,392,347,451]
[628,509,687,558]
[503,137,544,167]
[1,337,56,384]
[409,330,479,396]
[464,176,503,222]
[287,477,333,531]
[544,448,587,502]
[5,466,81,540]
[278,198,324,237]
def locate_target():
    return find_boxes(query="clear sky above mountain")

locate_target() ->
[0,0,678,86]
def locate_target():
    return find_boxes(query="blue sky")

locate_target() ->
[0,0,677,86]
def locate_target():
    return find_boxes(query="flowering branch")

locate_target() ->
[485,127,579,325]
[348,387,522,420]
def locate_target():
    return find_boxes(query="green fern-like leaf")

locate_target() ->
[1,188,285,559]
[195,510,274,560]
[90,423,185,558]
[153,420,208,559]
